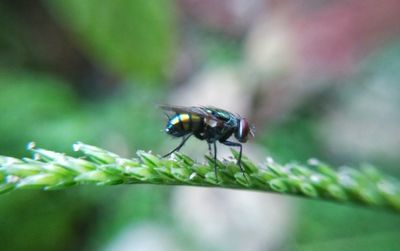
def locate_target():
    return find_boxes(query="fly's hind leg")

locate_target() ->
[163,133,192,158]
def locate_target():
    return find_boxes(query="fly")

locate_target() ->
[160,105,255,181]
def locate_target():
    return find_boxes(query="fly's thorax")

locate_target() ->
[217,127,235,142]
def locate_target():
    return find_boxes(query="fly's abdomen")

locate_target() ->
[165,113,202,137]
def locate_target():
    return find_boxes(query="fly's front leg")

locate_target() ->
[220,140,248,181]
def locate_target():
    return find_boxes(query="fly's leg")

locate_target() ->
[213,141,218,182]
[163,134,192,158]
[208,143,212,156]
[205,126,219,182]
[220,140,249,182]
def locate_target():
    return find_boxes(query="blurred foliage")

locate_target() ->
[0,190,98,251]
[264,113,400,250]
[0,72,78,156]
[292,201,400,251]
[0,3,25,67]
[0,72,163,157]
[0,72,166,251]
[200,34,242,65]
[0,186,171,251]
[324,41,400,169]
[86,186,171,251]
[0,1,177,250]
[261,114,321,163]
[44,0,176,82]
[260,40,400,251]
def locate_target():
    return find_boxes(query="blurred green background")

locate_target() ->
[1,1,400,251]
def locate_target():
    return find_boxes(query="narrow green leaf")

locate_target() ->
[17,173,65,189]
[326,184,348,201]
[137,151,161,168]
[299,182,318,197]
[2,163,42,177]
[0,183,15,194]
[74,170,122,184]
[269,178,289,193]
[0,142,399,213]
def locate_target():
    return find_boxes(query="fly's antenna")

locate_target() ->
[250,124,256,137]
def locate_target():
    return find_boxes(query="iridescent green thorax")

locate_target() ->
[205,107,238,128]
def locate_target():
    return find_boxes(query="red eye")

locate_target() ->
[236,118,250,142]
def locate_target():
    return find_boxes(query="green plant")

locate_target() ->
[1,142,399,213]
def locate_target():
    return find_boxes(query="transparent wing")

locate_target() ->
[159,105,222,127]
[159,105,208,116]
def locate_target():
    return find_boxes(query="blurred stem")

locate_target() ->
[1,142,400,213]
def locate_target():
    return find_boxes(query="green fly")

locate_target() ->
[160,105,254,180]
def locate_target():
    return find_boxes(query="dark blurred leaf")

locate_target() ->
[0,190,98,251]
[44,0,176,82]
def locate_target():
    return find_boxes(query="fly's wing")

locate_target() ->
[159,105,221,128]
[159,105,208,116]
[204,106,238,129]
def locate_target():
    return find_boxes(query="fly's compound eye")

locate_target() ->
[235,118,250,143]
